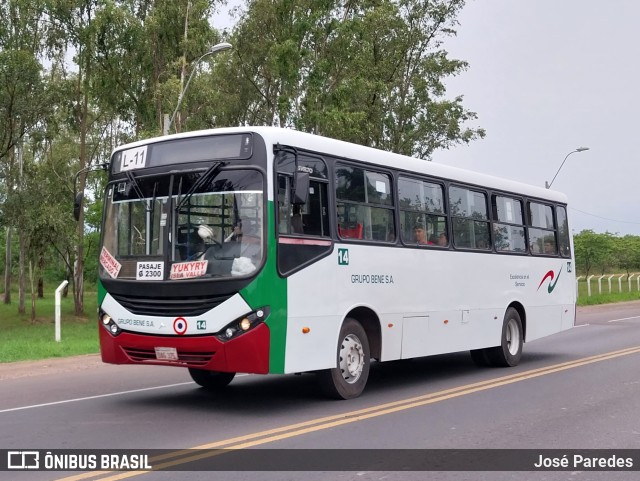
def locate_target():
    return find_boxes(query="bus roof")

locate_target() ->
[114,126,568,204]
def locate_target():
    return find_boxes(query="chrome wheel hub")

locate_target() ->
[506,318,521,355]
[339,334,364,384]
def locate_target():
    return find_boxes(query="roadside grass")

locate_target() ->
[577,291,640,306]
[0,289,99,363]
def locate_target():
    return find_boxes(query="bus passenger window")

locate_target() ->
[398,176,447,247]
[527,202,557,256]
[335,164,395,243]
[493,195,526,254]
[556,206,571,257]
[277,175,329,237]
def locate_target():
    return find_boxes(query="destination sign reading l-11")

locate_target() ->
[120,146,147,171]
[112,134,253,173]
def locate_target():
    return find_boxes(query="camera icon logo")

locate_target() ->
[7,451,40,470]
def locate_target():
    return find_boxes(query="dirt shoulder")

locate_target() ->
[576,299,640,313]
[0,354,104,381]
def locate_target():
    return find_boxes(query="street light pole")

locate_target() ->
[164,42,232,135]
[545,147,589,189]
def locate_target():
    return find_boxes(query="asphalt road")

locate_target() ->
[1,302,640,481]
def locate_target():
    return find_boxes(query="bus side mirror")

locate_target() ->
[73,193,83,221]
[292,172,309,206]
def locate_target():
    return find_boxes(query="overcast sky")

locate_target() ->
[436,0,640,236]
[213,0,640,236]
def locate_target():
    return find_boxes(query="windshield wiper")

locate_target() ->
[175,161,227,212]
[125,171,157,215]
[125,170,145,201]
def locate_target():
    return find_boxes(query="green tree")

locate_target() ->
[0,0,49,308]
[209,0,483,159]
[44,0,103,315]
[573,230,615,277]
[612,235,640,278]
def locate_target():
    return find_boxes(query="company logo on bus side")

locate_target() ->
[537,266,563,294]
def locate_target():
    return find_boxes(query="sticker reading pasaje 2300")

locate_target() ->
[136,262,164,280]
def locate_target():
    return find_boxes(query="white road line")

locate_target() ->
[573,324,590,328]
[0,373,250,414]
[608,316,640,323]
[0,382,194,414]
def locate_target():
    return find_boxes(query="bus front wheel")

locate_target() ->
[487,307,523,367]
[317,318,370,400]
[188,368,235,390]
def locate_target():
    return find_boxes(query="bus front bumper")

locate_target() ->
[99,323,270,374]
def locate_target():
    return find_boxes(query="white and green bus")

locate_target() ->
[97,127,576,399]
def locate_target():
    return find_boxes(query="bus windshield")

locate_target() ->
[100,168,264,281]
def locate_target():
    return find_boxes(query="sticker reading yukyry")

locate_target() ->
[170,260,208,280]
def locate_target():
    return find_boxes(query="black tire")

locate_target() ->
[469,348,491,367]
[188,368,235,390]
[317,318,370,400]
[487,307,523,367]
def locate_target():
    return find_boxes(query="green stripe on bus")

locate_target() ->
[240,201,287,374]
[98,279,107,307]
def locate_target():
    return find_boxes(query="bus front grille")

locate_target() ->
[110,293,232,317]
[122,347,215,366]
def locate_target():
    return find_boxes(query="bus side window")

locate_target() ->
[278,174,329,237]
[449,186,489,250]
[528,202,557,256]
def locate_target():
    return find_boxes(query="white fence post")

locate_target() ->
[629,274,635,292]
[55,280,69,343]
[618,274,624,293]
[608,275,614,294]
[587,275,595,297]
[598,275,605,294]
[576,276,583,298]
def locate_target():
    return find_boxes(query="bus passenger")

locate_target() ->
[544,241,555,254]
[414,222,432,245]
[239,220,262,263]
[438,232,448,247]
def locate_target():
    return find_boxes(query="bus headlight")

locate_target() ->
[99,310,121,336]
[215,307,269,342]
[239,318,251,331]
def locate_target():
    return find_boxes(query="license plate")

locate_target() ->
[154,347,178,361]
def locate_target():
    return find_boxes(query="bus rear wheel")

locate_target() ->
[487,307,523,367]
[188,368,235,390]
[317,318,370,400]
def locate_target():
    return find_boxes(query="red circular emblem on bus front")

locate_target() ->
[173,317,188,335]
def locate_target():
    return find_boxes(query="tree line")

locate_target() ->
[573,230,640,278]
[1,0,486,321]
